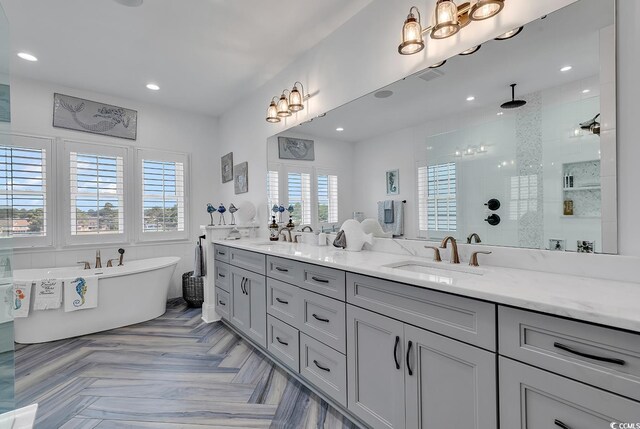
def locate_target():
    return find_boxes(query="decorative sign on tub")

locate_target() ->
[53,93,138,140]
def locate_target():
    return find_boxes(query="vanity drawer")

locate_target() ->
[267,278,300,328]
[267,256,302,285]
[347,273,496,350]
[300,333,347,407]
[214,245,230,263]
[229,248,266,275]
[500,357,640,428]
[299,289,346,353]
[214,287,229,319]
[300,264,346,301]
[267,315,299,372]
[214,262,230,292]
[499,306,640,401]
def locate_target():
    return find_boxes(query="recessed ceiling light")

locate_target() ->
[429,60,447,68]
[17,52,37,62]
[497,112,504,116]
[560,66,572,72]
[146,83,160,91]
[113,0,143,6]
[466,96,475,101]
[336,127,344,132]
[582,89,591,94]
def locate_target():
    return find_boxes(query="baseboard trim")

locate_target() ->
[221,319,369,429]
[201,303,221,324]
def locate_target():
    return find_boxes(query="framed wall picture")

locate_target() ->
[278,136,315,161]
[234,161,248,194]
[386,169,399,195]
[221,152,233,183]
[53,93,138,140]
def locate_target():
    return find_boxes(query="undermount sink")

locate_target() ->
[384,260,485,276]
[252,241,290,246]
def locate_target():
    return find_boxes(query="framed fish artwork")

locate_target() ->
[53,93,138,140]
[278,136,315,161]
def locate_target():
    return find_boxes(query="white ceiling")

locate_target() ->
[294,0,613,143]
[0,0,373,116]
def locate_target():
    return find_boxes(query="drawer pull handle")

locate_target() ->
[276,336,289,346]
[312,314,330,323]
[218,252,226,256]
[394,336,400,370]
[311,276,329,283]
[241,278,248,295]
[554,420,571,429]
[218,273,226,278]
[275,267,289,272]
[406,340,413,376]
[275,297,289,305]
[313,360,331,372]
[218,300,226,306]
[244,279,250,295]
[553,342,626,366]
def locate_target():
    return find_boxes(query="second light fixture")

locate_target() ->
[266,82,306,123]
[398,0,506,55]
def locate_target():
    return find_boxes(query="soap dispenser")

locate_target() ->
[286,217,295,229]
[269,216,279,241]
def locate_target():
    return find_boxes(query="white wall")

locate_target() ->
[215,0,577,228]
[8,77,219,297]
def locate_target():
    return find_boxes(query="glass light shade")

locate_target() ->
[276,94,291,117]
[398,11,424,55]
[266,101,280,123]
[431,0,460,40]
[469,0,504,21]
[289,87,304,112]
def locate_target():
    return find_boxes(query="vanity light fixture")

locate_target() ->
[266,82,309,123]
[429,60,447,68]
[266,97,280,123]
[495,26,523,40]
[459,45,481,56]
[398,0,506,55]
[469,0,504,21]
[17,52,38,62]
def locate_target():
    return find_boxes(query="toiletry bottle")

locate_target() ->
[269,216,279,241]
[286,217,295,229]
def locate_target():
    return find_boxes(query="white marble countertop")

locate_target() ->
[213,239,640,333]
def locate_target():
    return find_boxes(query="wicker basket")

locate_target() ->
[182,271,204,308]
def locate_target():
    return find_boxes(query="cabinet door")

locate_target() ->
[347,304,405,429]
[500,357,640,429]
[244,268,267,348]
[229,267,250,332]
[404,325,497,429]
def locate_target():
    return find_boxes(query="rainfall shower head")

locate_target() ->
[500,84,527,109]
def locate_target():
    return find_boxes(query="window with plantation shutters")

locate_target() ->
[287,172,311,225]
[267,170,279,220]
[142,159,185,233]
[317,174,338,224]
[418,162,456,233]
[70,151,124,236]
[0,144,47,240]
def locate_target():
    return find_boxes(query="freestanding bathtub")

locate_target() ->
[13,256,180,344]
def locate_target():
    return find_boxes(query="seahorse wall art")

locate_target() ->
[72,277,87,308]
[53,93,137,140]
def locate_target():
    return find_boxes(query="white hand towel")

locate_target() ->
[64,275,98,312]
[33,278,62,310]
[12,281,32,318]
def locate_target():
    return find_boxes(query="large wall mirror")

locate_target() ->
[267,0,616,254]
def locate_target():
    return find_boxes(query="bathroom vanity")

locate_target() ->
[212,240,640,429]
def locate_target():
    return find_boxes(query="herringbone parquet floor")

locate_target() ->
[15,299,357,429]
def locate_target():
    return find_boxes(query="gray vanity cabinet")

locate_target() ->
[347,304,406,429]
[500,357,640,428]
[404,325,497,429]
[229,265,267,348]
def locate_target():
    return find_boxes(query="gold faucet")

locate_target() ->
[469,251,492,267]
[77,261,91,270]
[301,225,314,232]
[278,227,293,242]
[424,246,442,262]
[95,250,102,269]
[467,233,482,244]
[440,236,460,264]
